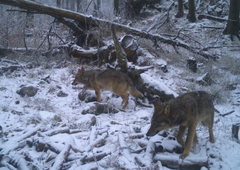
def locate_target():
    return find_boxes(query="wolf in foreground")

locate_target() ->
[146,91,215,158]
[72,67,144,110]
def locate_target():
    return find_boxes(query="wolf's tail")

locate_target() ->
[129,86,144,98]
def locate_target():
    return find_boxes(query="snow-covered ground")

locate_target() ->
[1,0,240,169]
[0,49,239,170]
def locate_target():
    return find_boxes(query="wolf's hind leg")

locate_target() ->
[202,114,215,143]
[122,99,129,110]
[208,127,215,143]
[120,93,130,110]
[93,87,101,102]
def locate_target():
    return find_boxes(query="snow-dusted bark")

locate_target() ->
[50,143,72,170]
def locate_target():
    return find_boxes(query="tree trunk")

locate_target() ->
[57,0,61,8]
[114,0,120,15]
[223,0,240,39]
[188,0,196,22]
[175,0,183,18]
[127,0,146,17]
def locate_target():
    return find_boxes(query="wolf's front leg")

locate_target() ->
[95,88,101,102]
[180,122,197,159]
[177,125,187,147]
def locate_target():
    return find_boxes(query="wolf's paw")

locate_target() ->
[179,153,189,159]
[210,138,215,143]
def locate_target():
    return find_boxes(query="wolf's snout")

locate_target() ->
[146,128,158,137]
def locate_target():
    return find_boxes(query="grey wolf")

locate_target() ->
[146,91,215,158]
[72,67,144,110]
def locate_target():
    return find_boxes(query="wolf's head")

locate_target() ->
[146,102,172,136]
[72,67,85,85]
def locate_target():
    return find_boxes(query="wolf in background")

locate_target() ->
[72,67,144,110]
[146,91,215,158]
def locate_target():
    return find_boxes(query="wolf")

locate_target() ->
[72,67,144,110]
[146,91,215,158]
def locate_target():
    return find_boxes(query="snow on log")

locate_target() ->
[0,155,28,170]
[135,141,155,167]
[85,132,108,152]
[15,157,29,170]
[17,125,41,141]
[81,152,108,164]
[118,132,136,168]
[50,143,72,170]
[70,45,97,58]
[89,126,97,145]
[144,141,156,165]
[43,127,70,136]
[154,154,208,169]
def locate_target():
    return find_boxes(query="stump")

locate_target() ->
[187,57,197,73]
[121,35,138,63]
[232,123,240,140]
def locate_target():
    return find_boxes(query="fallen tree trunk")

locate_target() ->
[0,0,218,60]
[154,154,208,170]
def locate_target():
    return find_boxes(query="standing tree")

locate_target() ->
[223,0,240,39]
[188,0,196,22]
[114,0,120,15]
[176,0,184,18]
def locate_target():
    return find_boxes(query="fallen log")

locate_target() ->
[198,14,227,22]
[154,154,208,170]
[43,127,70,136]
[50,143,72,170]
[135,141,156,167]
[118,132,136,168]
[0,155,28,170]
[85,132,108,152]
[81,152,108,165]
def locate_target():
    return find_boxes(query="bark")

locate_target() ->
[0,0,218,60]
[175,0,184,18]
[223,0,240,39]
[188,0,196,22]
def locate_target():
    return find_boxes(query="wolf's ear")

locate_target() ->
[81,67,85,72]
[164,104,170,116]
[154,102,162,111]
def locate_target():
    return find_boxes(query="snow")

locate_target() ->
[141,71,178,97]
[1,55,239,169]
[1,0,240,169]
